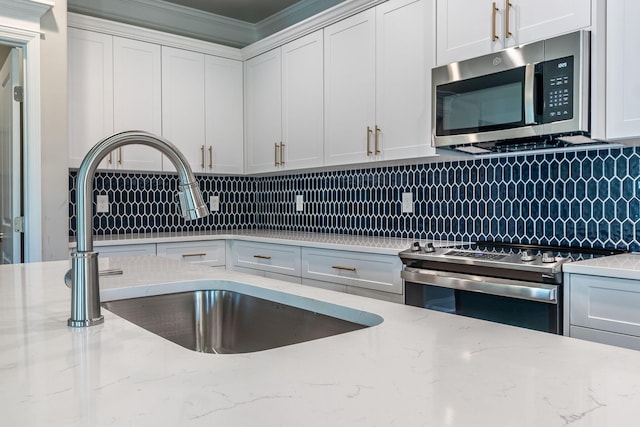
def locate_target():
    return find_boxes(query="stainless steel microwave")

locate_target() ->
[432,31,591,155]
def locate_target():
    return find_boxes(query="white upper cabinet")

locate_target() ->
[606,0,640,139]
[161,47,206,173]
[68,28,113,169]
[325,0,434,166]
[436,0,591,66]
[205,56,244,174]
[324,8,377,166]
[281,31,325,171]
[245,48,283,173]
[376,0,434,160]
[245,30,324,174]
[112,36,163,171]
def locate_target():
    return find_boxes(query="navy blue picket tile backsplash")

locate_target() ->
[69,146,640,251]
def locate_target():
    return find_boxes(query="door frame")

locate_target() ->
[0,24,45,262]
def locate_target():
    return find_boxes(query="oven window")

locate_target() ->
[436,67,525,136]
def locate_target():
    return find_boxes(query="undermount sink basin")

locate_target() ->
[102,289,381,354]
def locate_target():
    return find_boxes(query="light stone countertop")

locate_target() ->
[564,252,640,280]
[2,255,640,426]
[68,229,459,255]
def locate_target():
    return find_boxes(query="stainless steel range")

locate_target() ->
[399,241,624,334]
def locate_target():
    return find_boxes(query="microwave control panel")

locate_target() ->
[542,56,574,123]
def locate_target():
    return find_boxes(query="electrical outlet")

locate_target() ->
[296,194,304,212]
[96,195,109,213]
[210,195,220,212]
[401,192,413,214]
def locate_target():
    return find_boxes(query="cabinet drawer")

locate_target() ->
[301,248,402,294]
[94,243,156,257]
[570,274,640,337]
[229,241,301,276]
[156,240,225,267]
[570,325,640,352]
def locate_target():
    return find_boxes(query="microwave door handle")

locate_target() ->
[524,63,537,125]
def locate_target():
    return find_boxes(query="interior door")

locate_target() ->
[0,48,22,264]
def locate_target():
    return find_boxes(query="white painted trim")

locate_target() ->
[241,0,386,60]
[67,13,243,61]
[68,0,255,49]
[0,0,54,31]
[0,25,47,262]
[255,0,343,40]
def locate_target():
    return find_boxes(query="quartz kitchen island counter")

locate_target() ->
[2,256,640,426]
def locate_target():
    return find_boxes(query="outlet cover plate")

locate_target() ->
[210,195,220,212]
[401,192,413,214]
[296,194,304,212]
[96,195,109,213]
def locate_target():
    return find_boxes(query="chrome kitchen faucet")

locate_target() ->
[66,130,209,327]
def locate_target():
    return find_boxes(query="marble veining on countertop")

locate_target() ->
[2,256,640,426]
[69,229,459,255]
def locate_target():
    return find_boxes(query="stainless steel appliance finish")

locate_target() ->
[102,290,371,354]
[432,31,591,154]
[400,242,623,334]
[67,131,209,328]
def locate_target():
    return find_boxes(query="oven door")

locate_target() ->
[402,267,561,334]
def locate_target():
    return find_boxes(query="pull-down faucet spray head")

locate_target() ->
[67,131,209,327]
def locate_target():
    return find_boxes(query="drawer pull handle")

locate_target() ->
[253,255,272,260]
[332,265,357,272]
[182,253,207,258]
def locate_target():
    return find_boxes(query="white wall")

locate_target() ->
[39,1,69,261]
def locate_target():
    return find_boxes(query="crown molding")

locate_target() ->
[242,0,384,60]
[255,0,344,40]
[68,0,256,48]
[67,12,242,61]
[0,0,54,32]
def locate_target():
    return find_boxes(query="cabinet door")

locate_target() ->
[324,9,376,166]
[281,31,324,170]
[161,47,205,172]
[205,56,244,174]
[68,28,113,169]
[436,0,501,66]
[245,49,282,173]
[507,0,590,48]
[113,37,163,171]
[156,240,226,267]
[376,0,435,160]
[606,0,640,139]
[228,240,301,277]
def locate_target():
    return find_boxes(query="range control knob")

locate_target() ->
[424,243,436,253]
[520,250,537,262]
[411,242,422,252]
[541,251,557,263]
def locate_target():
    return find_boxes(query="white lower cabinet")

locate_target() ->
[93,243,157,257]
[227,240,302,280]
[301,247,403,302]
[156,240,226,267]
[566,273,640,350]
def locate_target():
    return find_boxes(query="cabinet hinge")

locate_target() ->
[13,86,24,102]
[14,216,25,233]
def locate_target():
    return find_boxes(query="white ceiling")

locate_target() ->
[163,0,304,23]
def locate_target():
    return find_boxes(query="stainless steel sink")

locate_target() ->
[102,290,379,354]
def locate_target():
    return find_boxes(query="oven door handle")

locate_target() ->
[401,268,558,304]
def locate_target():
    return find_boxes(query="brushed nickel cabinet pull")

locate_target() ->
[332,265,357,272]
[208,146,213,169]
[492,2,499,41]
[374,125,381,154]
[274,143,280,166]
[366,126,373,155]
[118,147,122,165]
[108,151,113,165]
[200,145,205,169]
[505,1,512,38]
[253,255,272,260]
[280,142,285,166]
[182,253,207,258]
